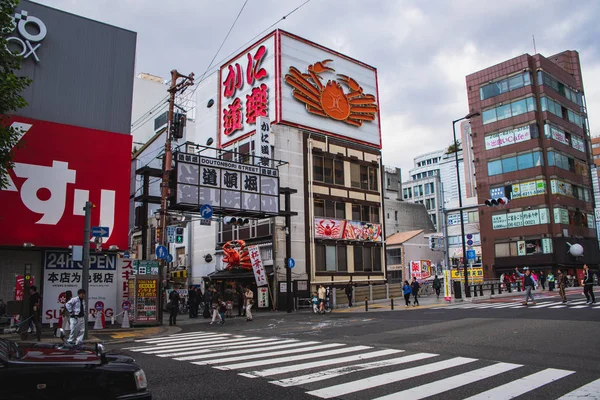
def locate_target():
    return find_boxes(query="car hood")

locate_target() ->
[19,343,102,363]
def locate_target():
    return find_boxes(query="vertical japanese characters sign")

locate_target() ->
[258,287,269,308]
[42,251,119,323]
[219,34,276,148]
[0,117,131,248]
[410,261,422,279]
[248,245,268,287]
[255,116,272,167]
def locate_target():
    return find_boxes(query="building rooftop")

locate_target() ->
[386,229,423,245]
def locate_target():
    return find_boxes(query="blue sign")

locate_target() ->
[466,234,473,240]
[155,245,168,260]
[166,253,174,263]
[287,258,295,269]
[467,240,474,246]
[200,204,213,219]
[123,251,130,259]
[91,226,109,238]
[466,249,476,261]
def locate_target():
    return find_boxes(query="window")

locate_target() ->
[313,155,324,182]
[394,211,398,221]
[480,72,531,100]
[482,96,537,124]
[335,202,345,219]
[316,245,348,272]
[373,249,382,272]
[313,155,342,185]
[387,248,402,264]
[487,150,543,176]
[323,158,333,184]
[541,96,583,128]
[593,143,600,149]
[354,247,362,272]
[334,160,344,185]
[467,211,479,222]
[352,205,360,220]
[369,167,378,191]
[370,207,380,223]
[314,200,325,217]
[350,163,361,188]
[537,71,582,106]
[350,163,378,190]
[425,198,436,211]
[403,188,412,199]
[494,243,511,257]
[316,200,346,218]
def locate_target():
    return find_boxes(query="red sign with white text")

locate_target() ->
[0,116,131,249]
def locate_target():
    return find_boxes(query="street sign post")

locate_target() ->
[200,204,213,219]
[91,226,109,238]
[466,249,476,261]
[167,226,176,243]
[166,254,173,264]
[287,258,295,269]
[155,245,168,260]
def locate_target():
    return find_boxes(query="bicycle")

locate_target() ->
[317,297,333,314]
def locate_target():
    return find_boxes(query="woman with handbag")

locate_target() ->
[244,287,254,321]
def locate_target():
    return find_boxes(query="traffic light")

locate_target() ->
[223,217,249,226]
[175,227,184,243]
[171,113,186,140]
[485,197,509,207]
[429,237,436,250]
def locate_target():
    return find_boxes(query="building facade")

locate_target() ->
[466,51,597,279]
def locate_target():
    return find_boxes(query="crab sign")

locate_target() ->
[315,219,341,238]
[284,59,378,127]
[222,240,252,271]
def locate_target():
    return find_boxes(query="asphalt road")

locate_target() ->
[108,293,600,400]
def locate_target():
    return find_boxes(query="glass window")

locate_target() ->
[482,108,497,124]
[425,184,431,195]
[337,247,347,271]
[325,200,334,218]
[387,248,402,265]
[326,246,336,271]
[370,207,380,223]
[323,158,333,184]
[334,160,344,185]
[352,205,360,220]
[517,152,533,169]
[361,205,370,222]
[350,164,360,188]
[496,104,512,121]
[354,247,362,272]
[540,97,548,112]
[363,246,373,272]
[511,99,527,116]
[488,160,502,176]
[533,151,543,167]
[395,211,398,221]
[314,200,324,217]
[502,156,518,173]
[495,243,510,257]
[360,165,369,190]
[313,156,323,182]
[373,248,382,272]
[369,167,378,191]
[508,75,523,91]
[526,97,536,112]
[315,245,326,272]
[335,202,345,219]
[547,151,555,166]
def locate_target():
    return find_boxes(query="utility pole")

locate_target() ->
[82,201,93,340]
[158,70,194,324]
[280,187,298,313]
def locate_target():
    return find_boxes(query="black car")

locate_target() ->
[0,331,151,400]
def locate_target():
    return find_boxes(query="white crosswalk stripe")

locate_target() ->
[432,299,599,310]
[124,331,600,399]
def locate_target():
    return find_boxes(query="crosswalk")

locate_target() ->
[431,299,599,310]
[124,331,600,399]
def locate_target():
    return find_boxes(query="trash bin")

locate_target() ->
[453,281,462,299]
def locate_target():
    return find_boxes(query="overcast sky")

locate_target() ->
[40,0,600,181]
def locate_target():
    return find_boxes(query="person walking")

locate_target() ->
[539,271,546,290]
[344,282,353,307]
[244,287,254,321]
[168,289,180,326]
[318,285,326,313]
[402,281,412,307]
[411,278,420,306]
[515,267,536,305]
[557,269,568,303]
[65,289,86,345]
[203,288,213,318]
[582,264,596,305]
[28,286,42,341]
[218,298,227,325]
[503,273,512,293]
[547,272,555,291]
[188,286,197,318]
[60,290,73,333]
[210,295,222,325]
[432,275,441,299]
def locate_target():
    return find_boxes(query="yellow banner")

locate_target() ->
[451,268,484,283]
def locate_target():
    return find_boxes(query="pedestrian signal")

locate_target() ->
[175,227,184,243]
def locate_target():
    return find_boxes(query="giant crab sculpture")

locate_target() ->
[222,240,252,271]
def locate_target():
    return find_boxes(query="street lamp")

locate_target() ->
[452,111,480,298]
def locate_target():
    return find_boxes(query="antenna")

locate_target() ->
[532,34,537,54]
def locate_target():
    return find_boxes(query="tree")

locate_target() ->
[0,0,33,189]
[446,140,461,155]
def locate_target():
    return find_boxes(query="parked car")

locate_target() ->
[0,329,151,400]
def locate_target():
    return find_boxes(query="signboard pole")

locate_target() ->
[82,201,93,340]
[281,188,298,313]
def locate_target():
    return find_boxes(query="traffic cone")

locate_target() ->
[121,311,130,329]
[93,312,104,330]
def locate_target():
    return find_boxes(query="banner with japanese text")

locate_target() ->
[258,287,269,308]
[42,251,120,323]
[248,245,268,287]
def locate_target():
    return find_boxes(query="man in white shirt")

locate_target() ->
[65,289,86,345]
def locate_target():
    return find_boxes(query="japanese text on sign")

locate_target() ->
[137,279,157,298]
[248,245,268,287]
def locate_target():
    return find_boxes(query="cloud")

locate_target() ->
[40,0,600,181]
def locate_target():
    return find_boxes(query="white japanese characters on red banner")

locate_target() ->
[42,251,120,323]
[258,287,269,308]
[248,245,268,287]
[255,116,271,167]
[410,261,422,279]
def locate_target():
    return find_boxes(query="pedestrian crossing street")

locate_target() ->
[124,331,600,399]
[431,299,599,310]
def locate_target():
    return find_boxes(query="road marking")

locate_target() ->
[463,368,574,399]
[272,352,438,387]
[529,301,565,308]
[154,338,283,356]
[549,305,568,308]
[127,333,231,348]
[571,305,590,309]
[191,343,346,366]
[134,331,225,343]
[173,340,319,361]
[372,362,523,400]
[126,335,246,352]
[238,373,258,379]
[306,357,477,399]
[557,378,600,399]
[215,345,372,370]
[253,348,403,377]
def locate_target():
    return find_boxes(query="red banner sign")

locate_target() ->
[0,117,131,248]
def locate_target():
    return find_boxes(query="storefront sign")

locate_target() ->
[5,8,47,62]
[258,287,269,308]
[42,251,118,323]
[542,238,553,254]
[255,116,271,167]
[0,117,131,248]
[314,219,344,239]
[485,125,531,150]
[313,219,382,242]
[410,261,421,279]
[571,135,585,152]
[135,278,158,323]
[443,270,452,301]
[174,153,279,215]
[451,268,483,283]
[493,208,550,230]
[248,245,268,287]
[491,214,507,230]
[133,260,159,275]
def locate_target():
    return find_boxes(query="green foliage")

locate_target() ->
[0,0,33,189]
[446,141,461,155]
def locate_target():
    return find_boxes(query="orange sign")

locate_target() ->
[284,59,378,127]
[136,279,157,298]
